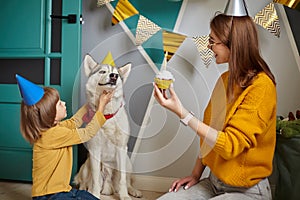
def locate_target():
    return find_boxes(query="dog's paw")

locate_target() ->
[128,187,143,198]
[101,182,114,195]
[119,195,132,200]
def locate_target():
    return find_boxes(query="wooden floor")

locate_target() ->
[0,180,164,200]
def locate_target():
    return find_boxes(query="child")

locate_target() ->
[16,74,113,200]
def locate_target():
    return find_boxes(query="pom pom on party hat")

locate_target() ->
[16,74,44,106]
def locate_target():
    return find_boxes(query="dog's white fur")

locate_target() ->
[74,54,142,200]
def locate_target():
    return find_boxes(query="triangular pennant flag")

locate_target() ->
[101,51,116,67]
[162,30,187,61]
[273,0,300,12]
[112,0,139,25]
[135,15,162,46]
[97,0,114,7]
[193,35,214,67]
[253,2,280,37]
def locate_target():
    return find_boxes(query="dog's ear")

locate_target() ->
[118,63,131,83]
[84,54,98,77]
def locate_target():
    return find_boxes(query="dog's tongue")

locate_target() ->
[82,107,95,123]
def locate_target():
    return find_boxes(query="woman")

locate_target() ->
[155,13,276,200]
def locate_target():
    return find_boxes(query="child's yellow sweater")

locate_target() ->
[31,105,106,197]
[202,71,277,187]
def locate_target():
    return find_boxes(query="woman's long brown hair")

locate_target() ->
[210,14,276,101]
[20,87,59,144]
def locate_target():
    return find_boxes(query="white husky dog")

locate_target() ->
[74,54,142,200]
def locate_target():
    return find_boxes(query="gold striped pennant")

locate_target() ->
[273,0,300,12]
[253,2,280,37]
[193,35,214,67]
[135,15,162,46]
[162,30,187,61]
[112,0,139,25]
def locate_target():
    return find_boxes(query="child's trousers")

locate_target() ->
[32,188,99,200]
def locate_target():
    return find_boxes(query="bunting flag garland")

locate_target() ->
[136,15,162,46]
[273,0,300,12]
[253,2,280,37]
[162,30,187,61]
[97,0,114,7]
[101,1,286,68]
[193,35,214,67]
[112,0,139,25]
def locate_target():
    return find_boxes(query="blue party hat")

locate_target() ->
[16,74,44,106]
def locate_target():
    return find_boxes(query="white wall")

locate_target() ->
[81,0,300,179]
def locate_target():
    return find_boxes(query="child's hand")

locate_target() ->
[98,90,114,113]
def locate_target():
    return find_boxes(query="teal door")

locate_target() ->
[0,0,82,181]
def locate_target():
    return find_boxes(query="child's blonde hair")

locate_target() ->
[20,87,59,144]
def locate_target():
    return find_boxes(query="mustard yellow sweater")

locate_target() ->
[32,105,106,197]
[202,71,277,187]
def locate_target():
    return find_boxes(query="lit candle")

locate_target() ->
[162,51,168,71]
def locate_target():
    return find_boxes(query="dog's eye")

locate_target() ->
[99,70,106,74]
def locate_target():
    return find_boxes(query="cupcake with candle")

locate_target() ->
[154,52,175,90]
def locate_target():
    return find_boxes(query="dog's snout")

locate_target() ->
[110,73,118,80]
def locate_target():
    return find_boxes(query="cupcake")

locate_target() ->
[154,70,175,89]
[154,51,175,89]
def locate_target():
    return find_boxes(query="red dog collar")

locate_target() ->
[105,102,123,120]
[82,103,123,123]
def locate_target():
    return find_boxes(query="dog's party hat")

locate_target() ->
[16,74,44,106]
[224,0,248,16]
[101,51,116,67]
